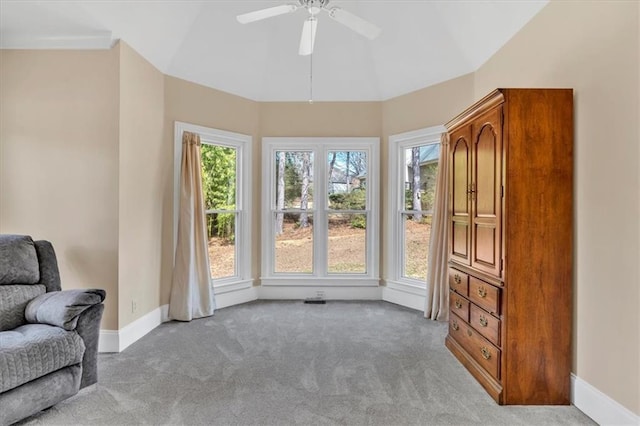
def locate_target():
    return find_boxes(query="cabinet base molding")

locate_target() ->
[445,335,503,404]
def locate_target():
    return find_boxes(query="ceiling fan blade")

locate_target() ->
[237,4,298,24]
[299,17,318,56]
[327,7,381,40]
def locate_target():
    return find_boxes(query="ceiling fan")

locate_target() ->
[236,0,381,56]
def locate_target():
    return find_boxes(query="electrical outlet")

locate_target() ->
[316,291,325,300]
[131,300,137,313]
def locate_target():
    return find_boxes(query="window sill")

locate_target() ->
[260,277,380,287]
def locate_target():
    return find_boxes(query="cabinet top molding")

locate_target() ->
[446,88,574,132]
[446,89,504,132]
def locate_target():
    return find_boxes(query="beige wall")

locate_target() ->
[162,76,260,305]
[474,0,640,414]
[382,73,474,137]
[259,102,382,137]
[118,42,165,327]
[0,49,120,329]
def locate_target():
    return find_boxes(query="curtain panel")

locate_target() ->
[424,133,450,321]
[169,131,216,321]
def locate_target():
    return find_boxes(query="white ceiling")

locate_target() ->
[0,0,548,102]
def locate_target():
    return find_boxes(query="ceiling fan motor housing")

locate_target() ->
[300,0,330,15]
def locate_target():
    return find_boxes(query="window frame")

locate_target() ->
[387,125,444,292]
[261,137,380,286]
[173,121,252,292]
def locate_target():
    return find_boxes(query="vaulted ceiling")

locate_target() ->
[0,1,548,101]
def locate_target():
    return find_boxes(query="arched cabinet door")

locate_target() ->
[449,127,471,266]
[471,107,503,278]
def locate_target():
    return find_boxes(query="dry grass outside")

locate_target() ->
[207,219,432,278]
[275,222,314,273]
[208,238,235,279]
[404,219,432,280]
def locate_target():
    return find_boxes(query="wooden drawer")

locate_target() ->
[469,276,500,315]
[470,304,500,346]
[449,291,469,322]
[450,319,501,380]
[449,268,469,295]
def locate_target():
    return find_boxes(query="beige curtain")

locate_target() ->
[424,133,450,321]
[169,131,216,321]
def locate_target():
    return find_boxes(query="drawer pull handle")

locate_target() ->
[454,274,461,284]
[455,300,463,309]
[467,329,472,337]
[480,347,491,360]
[452,321,459,331]
[477,286,487,298]
[479,315,488,327]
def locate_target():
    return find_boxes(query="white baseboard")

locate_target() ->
[97,330,119,353]
[572,374,639,425]
[99,305,164,353]
[215,285,258,309]
[99,285,258,352]
[381,281,426,311]
[258,285,382,300]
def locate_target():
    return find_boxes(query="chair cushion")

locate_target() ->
[0,324,85,393]
[0,235,40,285]
[0,285,46,331]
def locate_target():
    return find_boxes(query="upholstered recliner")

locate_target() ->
[0,235,105,425]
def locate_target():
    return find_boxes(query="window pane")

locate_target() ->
[206,212,236,279]
[404,145,439,211]
[402,213,432,280]
[201,144,236,210]
[327,151,367,210]
[327,213,366,274]
[274,213,313,273]
[275,151,314,210]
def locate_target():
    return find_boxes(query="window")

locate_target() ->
[262,138,379,286]
[387,126,444,291]
[174,122,252,291]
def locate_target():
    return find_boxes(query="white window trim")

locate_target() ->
[173,121,252,287]
[261,137,380,287]
[387,125,445,291]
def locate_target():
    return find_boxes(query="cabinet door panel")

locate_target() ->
[449,127,471,265]
[471,108,502,277]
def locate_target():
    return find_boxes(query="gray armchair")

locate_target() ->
[0,235,105,425]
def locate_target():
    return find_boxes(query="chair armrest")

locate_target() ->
[25,289,106,331]
[75,303,105,388]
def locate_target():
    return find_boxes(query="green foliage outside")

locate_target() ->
[201,144,236,242]
[328,190,366,210]
[350,214,367,229]
[280,153,313,208]
[328,190,366,228]
[405,162,438,213]
[421,162,438,211]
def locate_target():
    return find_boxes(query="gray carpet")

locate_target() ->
[20,301,594,425]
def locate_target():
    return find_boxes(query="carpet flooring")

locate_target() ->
[20,301,594,425]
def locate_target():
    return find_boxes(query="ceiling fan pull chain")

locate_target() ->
[309,30,314,103]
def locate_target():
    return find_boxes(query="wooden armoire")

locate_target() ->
[445,89,573,405]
